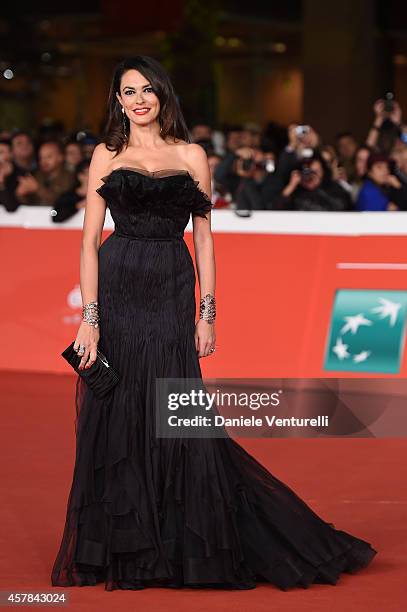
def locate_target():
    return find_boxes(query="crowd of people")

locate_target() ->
[0,132,94,222]
[2,95,407,221]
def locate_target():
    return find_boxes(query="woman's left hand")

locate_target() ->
[195,319,216,358]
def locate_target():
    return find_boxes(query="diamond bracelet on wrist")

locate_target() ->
[199,293,216,324]
[82,300,100,328]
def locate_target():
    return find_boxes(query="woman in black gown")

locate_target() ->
[51,56,376,591]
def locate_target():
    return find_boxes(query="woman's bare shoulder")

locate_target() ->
[90,143,119,175]
[178,143,210,184]
[181,142,208,168]
[91,142,116,162]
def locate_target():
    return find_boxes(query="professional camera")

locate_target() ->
[384,92,395,114]
[256,158,275,173]
[300,166,316,183]
[241,157,255,172]
[241,157,275,173]
[295,125,310,138]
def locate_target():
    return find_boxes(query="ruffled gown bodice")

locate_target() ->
[95,167,213,239]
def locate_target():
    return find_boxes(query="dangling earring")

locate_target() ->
[121,106,127,139]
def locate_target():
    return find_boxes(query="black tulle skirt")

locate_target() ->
[51,232,377,590]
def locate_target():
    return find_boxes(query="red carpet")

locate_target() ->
[0,370,404,611]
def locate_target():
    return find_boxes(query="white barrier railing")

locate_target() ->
[1,206,407,235]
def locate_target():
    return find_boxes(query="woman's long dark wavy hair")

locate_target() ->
[102,56,190,156]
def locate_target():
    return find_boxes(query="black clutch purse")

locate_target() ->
[61,341,120,399]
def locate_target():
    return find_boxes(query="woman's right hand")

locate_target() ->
[74,320,100,369]
[373,99,385,127]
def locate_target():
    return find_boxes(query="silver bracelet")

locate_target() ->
[199,293,216,324]
[82,300,100,328]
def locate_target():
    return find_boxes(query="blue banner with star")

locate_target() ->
[324,289,407,374]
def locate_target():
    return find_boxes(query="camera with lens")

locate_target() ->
[295,125,310,138]
[241,157,255,172]
[256,158,275,173]
[384,92,395,114]
[300,166,316,183]
[240,157,275,173]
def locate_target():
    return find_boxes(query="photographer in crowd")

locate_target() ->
[214,144,280,211]
[213,123,264,196]
[233,146,279,212]
[366,95,407,155]
[273,151,353,211]
[273,123,320,188]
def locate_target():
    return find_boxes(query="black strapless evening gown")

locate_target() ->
[51,167,377,591]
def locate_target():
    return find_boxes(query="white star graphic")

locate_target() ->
[340,313,373,335]
[370,298,401,326]
[332,337,350,360]
[353,350,371,363]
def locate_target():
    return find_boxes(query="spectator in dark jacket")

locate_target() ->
[214,145,280,209]
[10,130,37,173]
[274,153,352,211]
[273,123,321,191]
[16,140,74,206]
[213,148,241,199]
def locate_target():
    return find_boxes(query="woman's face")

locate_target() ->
[368,161,390,185]
[116,69,160,130]
[355,148,369,178]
